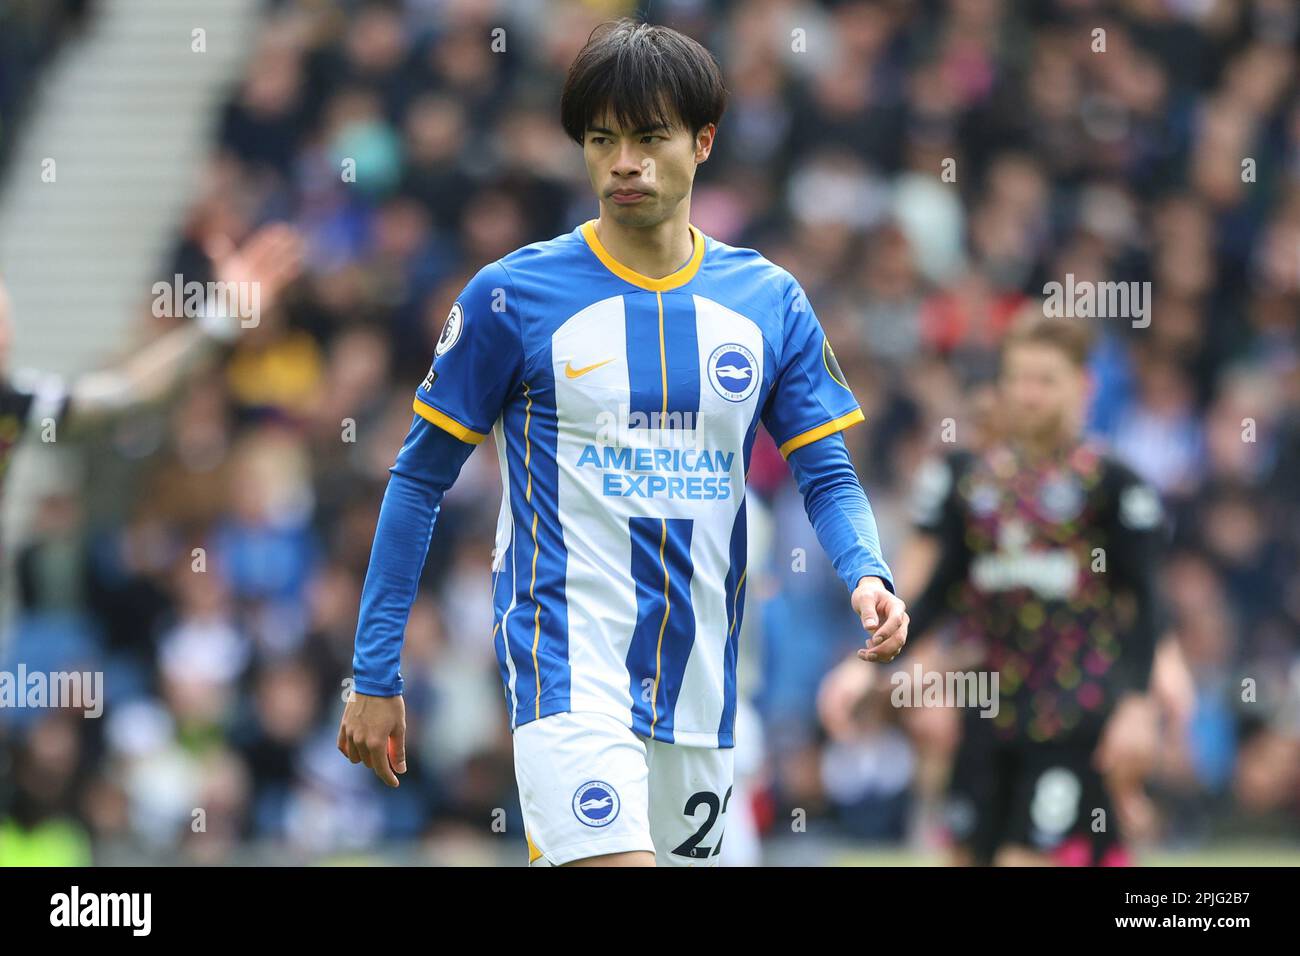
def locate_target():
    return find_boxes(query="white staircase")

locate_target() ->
[0,0,262,373]
[0,0,263,634]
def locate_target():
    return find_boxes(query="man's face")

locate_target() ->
[999,342,1088,444]
[582,106,713,228]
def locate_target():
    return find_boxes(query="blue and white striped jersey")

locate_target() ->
[414,220,864,748]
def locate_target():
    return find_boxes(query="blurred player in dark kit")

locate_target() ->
[824,311,1169,865]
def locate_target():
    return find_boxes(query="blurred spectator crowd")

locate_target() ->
[1,0,1298,864]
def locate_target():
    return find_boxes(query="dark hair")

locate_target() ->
[560,18,727,146]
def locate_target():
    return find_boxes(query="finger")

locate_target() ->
[888,613,910,649]
[862,633,906,663]
[874,597,910,641]
[362,735,379,766]
[337,722,349,757]
[390,725,407,775]
[867,607,902,646]
[370,738,399,787]
[344,733,362,764]
[870,609,904,645]
[858,598,879,629]
[875,638,905,663]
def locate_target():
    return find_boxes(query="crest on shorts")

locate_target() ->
[572,780,620,828]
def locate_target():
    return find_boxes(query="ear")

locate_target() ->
[695,123,716,163]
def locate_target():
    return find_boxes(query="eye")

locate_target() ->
[589,135,610,146]
[641,135,662,144]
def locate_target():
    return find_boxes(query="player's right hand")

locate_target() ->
[851,576,908,663]
[337,692,407,788]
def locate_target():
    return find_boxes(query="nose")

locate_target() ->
[611,141,643,179]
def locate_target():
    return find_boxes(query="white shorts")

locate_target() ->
[513,711,736,867]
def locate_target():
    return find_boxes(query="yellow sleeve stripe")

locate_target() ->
[778,408,866,458]
[412,396,487,445]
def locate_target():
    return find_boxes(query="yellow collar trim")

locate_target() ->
[580,219,705,292]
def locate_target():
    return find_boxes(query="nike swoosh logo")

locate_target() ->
[564,358,614,379]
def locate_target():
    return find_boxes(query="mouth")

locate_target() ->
[609,189,649,205]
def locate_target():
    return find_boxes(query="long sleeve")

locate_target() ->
[905,452,974,640]
[1102,462,1166,694]
[351,415,477,696]
[906,535,973,641]
[786,430,895,595]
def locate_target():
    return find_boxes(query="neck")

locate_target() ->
[593,205,695,280]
